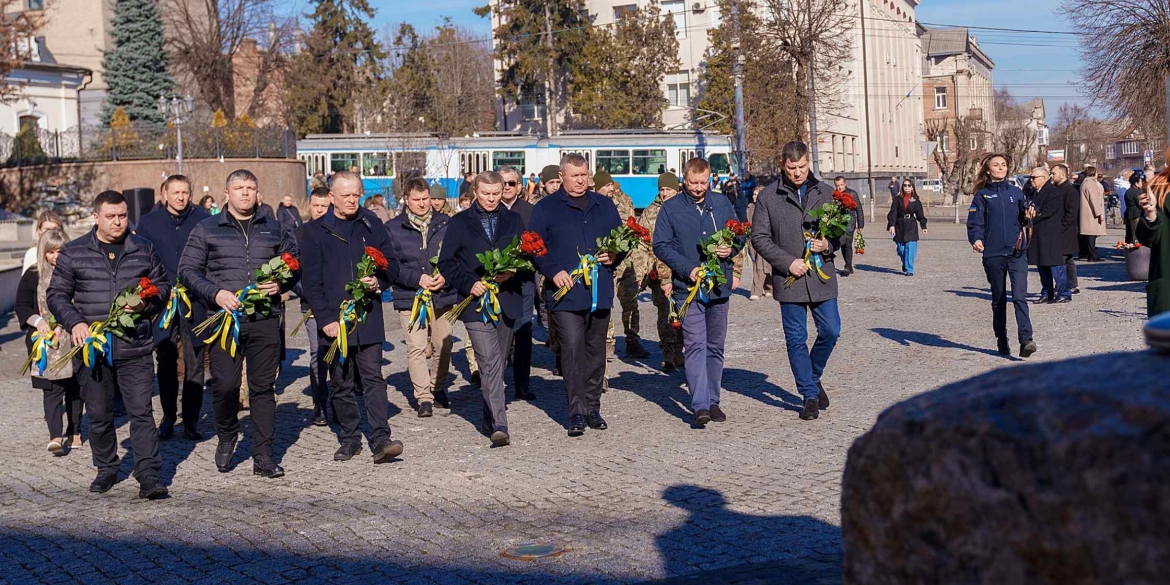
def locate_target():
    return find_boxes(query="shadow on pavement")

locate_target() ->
[944,287,992,301]
[721,368,803,413]
[852,264,904,276]
[871,327,1016,360]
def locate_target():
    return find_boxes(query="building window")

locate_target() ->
[970,136,978,150]
[613,4,637,19]
[1105,145,1116,160]
[1122,141,1140,155]
[937,132,949,152]
[666,71,691,107]
[934,87,947,110]
[662,0,686,38]
[26,0,44,9]
[518,94,546,121]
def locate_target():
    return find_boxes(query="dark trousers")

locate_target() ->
[304,315,327,408]
[841,237,855,271]
[1078,235,1100,261]
[79,355,160,481]
[512,281,534,392]
[552,310,610,417]
[681,300,729,411]
[156,321,206,427]
[1064,254,1079,289]
[37,377,81,439]
[466,318,515,433]
[1126,217,1139,244]
[983,254,1033,345]
[325,341,390,446]
[208,318,280,457]
[1039,264,1071,301]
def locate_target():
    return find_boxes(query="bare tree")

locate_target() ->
[991,89,1037,173]
[160,0,294,120]
[0,6,42,102]
[1064,0,1170,137]
[925,115,984,203]
[1049,102,1112,170]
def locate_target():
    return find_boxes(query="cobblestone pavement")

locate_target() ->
[0,224,1145,585]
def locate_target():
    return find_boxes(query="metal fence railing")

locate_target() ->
[0,124,297,168]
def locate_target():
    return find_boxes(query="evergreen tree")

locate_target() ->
[284,0,386,135]
[101,0,174,126]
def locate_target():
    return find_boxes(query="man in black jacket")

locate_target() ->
[48,191,171,498]
[277,195,304,234]
[294,188,332,426]
[499,165,537,400]
[1124,171,1146,244]
[178,169,299,479]
[1052,164,1081,294]
[1026,168,1071,303]
[834,176,864,276]
[302,171,404,463]
[135,174,210,441]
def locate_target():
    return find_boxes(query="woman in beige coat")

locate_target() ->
[1078,166,1107,261]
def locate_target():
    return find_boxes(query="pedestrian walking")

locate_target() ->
[834,177,863,276]
[47,191,171,498]
[529,154,623,437]
[595,170,649,362]
[887,178,927,276]
[887,176,899,200]
[1124,170,1146,244]
[1136,162,1170,317]
[966,154,1037,358]
[1052,164,1081,294]
[638,172,684,370]
[294,188,332,426]
[1025,167,1071,304]
[277,195,304,234]
[134,175,210,442]
[301,171,404,464]
[178,170,299,479]
[534,164,565,374]
[498,166,538,399]
[749,141,842,422]
[652,158,745,426]
[1078,166,1107,261]
[437,171,527,446]
[747,188,773,299]
[16,228,81,456]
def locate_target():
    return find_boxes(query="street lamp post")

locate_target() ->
[156,93,195,173]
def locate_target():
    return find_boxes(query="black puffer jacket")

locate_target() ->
[178,211,300,319]
[46,230,171,359]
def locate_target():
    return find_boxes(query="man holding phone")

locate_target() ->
[1136,176,1170,317]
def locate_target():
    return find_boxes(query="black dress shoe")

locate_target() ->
[586,411,607,430]
[215,437,237,473]
[515,388,536,401]
[433,391,450,409]
[997,339,1011,356]
[1055,297,1072,304]
[567,414,586,437]
[158,418,175,441]
[312,405,328,427]
[334,440,362,461]
[708,404,726,422]
[417,402,433,418]
[182,425,204,441]
[553,354,562,377]
[137,476,169,500]
[252,455,285,478]
[799,399,820,421]
[89,470,118,494]
[470,371,481,386]
[372,438,404,463]
[816,383,830,410]
[1020,340,1038,358]
[490,429,510,447]
[1072,287,1081,294]
[693,409,711,426]
[624,339,651,358]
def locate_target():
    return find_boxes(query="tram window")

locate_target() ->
[708,153,731,175]
[331,152,360,174]
[460,150,490,175]
[492,151,526,174]
[363,153,391,177]
[596,150,630,175]
[632,149,667,175]
[397,152,427,176]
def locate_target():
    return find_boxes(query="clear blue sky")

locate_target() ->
[354,0,1086,122]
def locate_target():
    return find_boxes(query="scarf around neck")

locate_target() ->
[408,209,433,247]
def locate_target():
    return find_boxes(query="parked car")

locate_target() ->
[920,179,943,192]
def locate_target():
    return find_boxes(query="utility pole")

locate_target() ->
[732,1,748,182]
[806,0,820,175]
[542,2,558,138]
[859,0,875,221]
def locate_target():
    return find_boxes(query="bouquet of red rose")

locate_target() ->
[553,217,650,306]
[444,232,547,325]
[676,219,751,319]
[50,277,162,372]
[322,247,389,364]
[195,253,299,356]
[784,191,853,288]
[1115,241,1143,250]
[855,230,866,255]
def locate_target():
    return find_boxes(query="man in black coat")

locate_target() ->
[277,195,304,235]
[178,169,299,479]
[294,188,332,426]
[834,176,864,276]
[47,191,171,499]
[301,171,403,463]
[135,174,209,441]
[1124,170,1146,244]
[499,165,537,400]
[1052,164,1081,294]
[1025,168,1071,303]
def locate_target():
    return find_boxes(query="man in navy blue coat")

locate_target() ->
[135,175,209,442]
[301,171,404,464]
[528,154,623,437]
[653,158,745,427]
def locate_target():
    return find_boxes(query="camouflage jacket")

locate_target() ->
[635,194,673,286]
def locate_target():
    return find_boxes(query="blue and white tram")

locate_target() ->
[296,130,735,209]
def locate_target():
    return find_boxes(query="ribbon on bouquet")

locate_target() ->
[81,321,113,369]
[325,300,358,364]
[201,285,257,358]
[802,238,831,282]
[159,282,193,330]
[408,288,435,330]
[571,253,600,312]
[477,281,500,324]
[22,329,58,376]
[678,266,716,320]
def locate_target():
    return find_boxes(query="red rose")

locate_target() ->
[365,246,389,271]
[833,190,858,210]
[725,220,740,231]
[671,320,681,329]
[743,222,752,232]
[520,231,548,257]
[138,277,160,300]
[282,252,300,272]
[649,269,659,281]
[1135,242,1143,249]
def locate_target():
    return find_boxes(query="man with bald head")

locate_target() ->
[1025,166,1070,304]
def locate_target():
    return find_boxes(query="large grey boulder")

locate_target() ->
[841,351,1170,585]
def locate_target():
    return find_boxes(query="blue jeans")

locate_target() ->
[896,241,918,274]
[1038,264,1070,300]
[681,300,729,412]
[780,299,841,401]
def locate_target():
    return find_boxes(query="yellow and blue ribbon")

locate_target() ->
[570,254,600,312]
[201,285,257,358]
[23,329,58,376]
[679,266,716,320]
[408,288,434,331]
[477,281,501,324]
[159,282,192,330]
[81,321,112,368]
[802,240,831,282]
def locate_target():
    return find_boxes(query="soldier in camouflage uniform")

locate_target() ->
[535,165,565,374]
[594,170,651,363]
[639,172,684,370]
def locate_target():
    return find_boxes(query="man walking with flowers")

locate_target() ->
[749,142,842,421]
[47,190,171,498]
[652,158,746,426]
[179,170,300,478]
[302,171,404,463]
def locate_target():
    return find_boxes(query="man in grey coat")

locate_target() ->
[749,141,842,421]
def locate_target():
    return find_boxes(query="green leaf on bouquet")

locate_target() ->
[245,305,255,315]
[118,314,135,328]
